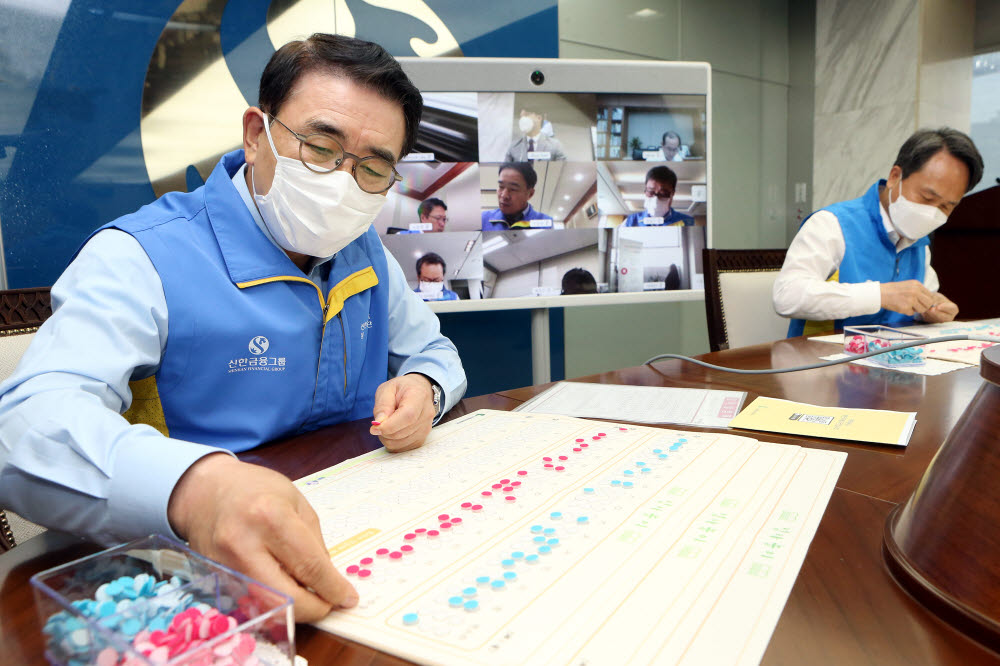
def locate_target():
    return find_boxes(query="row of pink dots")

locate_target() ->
[345,510,471,578]
[480,470,528,502]
[540,428,626,472]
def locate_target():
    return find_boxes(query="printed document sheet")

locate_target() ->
[513,381,746,427]
[728,396,916,446]
[299,409,845,665]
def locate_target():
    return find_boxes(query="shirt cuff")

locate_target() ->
[109,430,234,541]
[854,281,883,317]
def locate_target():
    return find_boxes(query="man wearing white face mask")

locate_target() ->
[774,128,983,337]
[0,34,467,623]
[414,253,459,301]
[504,109,567,162]
[623,166,695,227]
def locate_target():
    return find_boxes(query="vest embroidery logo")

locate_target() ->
[227,336,286,374]
[361,318,373,340]
[249,336,269,355]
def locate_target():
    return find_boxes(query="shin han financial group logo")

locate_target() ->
[227,336,286,374]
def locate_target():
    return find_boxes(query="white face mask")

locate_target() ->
[644,195,672,218]
[418,281,444,299]
[887,180,948,241]
[518,116,535,135]
[251,114,387,257]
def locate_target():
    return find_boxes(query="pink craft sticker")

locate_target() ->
[517,470,528,476]
[427,530,440,537]
[542,457,552,462]
[389,551,402,559]
[400,545,413,552]
[471,504,483,511]
[360,557,373,565]
[415,528,427,534]
[558,456,568,460]
[511,481,521,487]
[555,466,565,471]
[461,502,472,509]
[573,448,581,452]
[376,548,389,556]
[440,522,452,529]
[505,496,516,502]
[404,533,416,540]
[482,491,492,497]
[502,486,514,492]
[358,569,372,578]
[346,565,360,575]
[500,479,510,484]
[451,517,463,524]
[438,514,449,521]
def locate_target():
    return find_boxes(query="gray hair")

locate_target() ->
[894,128,984,193]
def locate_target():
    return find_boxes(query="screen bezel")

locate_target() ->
[396,57,712,313]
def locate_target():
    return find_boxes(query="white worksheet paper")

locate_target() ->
[512,381,747,427]
[300,409,846,666]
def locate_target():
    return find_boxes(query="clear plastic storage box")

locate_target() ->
[30,534,295,666]
[843,325,927,367]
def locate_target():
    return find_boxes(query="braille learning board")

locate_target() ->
[296,409,845,665]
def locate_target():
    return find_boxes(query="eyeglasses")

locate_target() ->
[426,215,448,223]
[268,115,403,194]
[644,188,674,200]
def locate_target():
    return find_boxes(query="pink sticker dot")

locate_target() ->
[517,470,528,476]
[376,548,389,556]
[500,479,510,484]
[389,551,402,559]
[461,502,472,509]
[451,517,463,524]
[511,481,521,487]
[482,491,493,497]
[360,557,373,565]
[415,528,427,534]
[555,466,565,471]
[491,483,502,489]
[427,530,439,537]
[544,464,554,468]
[404,533,416,540]
[598,433,607,437]
[400,545,413,552]
[619,427,628,431]
[438,514,449,521]
[573,448,581,452]
[558,456,568,460]
[440,522,452,529]
[358,569,372,578]
[580,443,589,448]
[503,486,514,492]
[471,504,483,511]
[542,457,552,462]
[575,438,585,443]
[592,436,600,440]
[346,565,359,575]
[505,496,516,502]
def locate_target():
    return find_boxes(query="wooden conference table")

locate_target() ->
[2,335,998,664]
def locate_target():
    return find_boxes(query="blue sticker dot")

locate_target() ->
[636,462,646,467]
[584,487,595,494]
[502,559,515,568]
[678,438,687,443]
[659,454,668,459]
[531,525,543,533]
[624,470,634,476]
[463,587,477,597]
[533,536,546,543]
[503,571,517,580]
[403,612,419,625]
[577,516,589,523]
[476,576,490,585]
[623,481,634,488]
[464,600,479,611]
[611,480,621,486]
[544,527,556,535]
[641,467,652,473]
[491,580,506,590]
[525,554,539,563]
[550,511,562,520]
[653,448,663,454]
[449,596,464,607]
[547,538,560,546]
[511,551,525,559]
[538,545,552,554]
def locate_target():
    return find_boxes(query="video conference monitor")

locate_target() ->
[390,58,711,310]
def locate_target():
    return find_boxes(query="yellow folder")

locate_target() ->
[728,397,916,446]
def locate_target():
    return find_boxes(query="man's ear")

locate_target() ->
[242,107,265,165]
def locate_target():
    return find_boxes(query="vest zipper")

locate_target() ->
[337,312,348,395]
[310,302,330,414]
[895,254,900,277]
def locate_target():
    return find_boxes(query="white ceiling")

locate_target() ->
[483,228,600,273]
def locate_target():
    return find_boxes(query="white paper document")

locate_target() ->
[301,409,846,666]
[512,381,746,427]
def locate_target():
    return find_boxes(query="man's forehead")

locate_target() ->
[646,179,672,190]
[499,169,527,186]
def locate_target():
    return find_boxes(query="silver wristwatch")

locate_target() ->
[430,382,443,417]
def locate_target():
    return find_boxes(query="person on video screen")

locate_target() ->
[561,267,597,295]
[624,166,694,227]
[653,131,685,162]
[482,163,553,230]
[505,109,566,162]
[414,252,460,300]
[419,197,448,232]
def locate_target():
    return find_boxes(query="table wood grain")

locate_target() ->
[2,339,995,664]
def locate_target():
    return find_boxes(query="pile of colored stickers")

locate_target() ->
[42,573,263,666]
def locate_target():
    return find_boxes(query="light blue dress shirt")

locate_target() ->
[0,165,466,545]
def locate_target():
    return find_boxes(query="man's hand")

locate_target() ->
[369,374,436,452]
[921,291,959,323]
[168,453,357,622]
[880,280,937,316]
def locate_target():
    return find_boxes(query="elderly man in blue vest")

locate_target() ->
[0,35,467,621]
[773,128,983,337]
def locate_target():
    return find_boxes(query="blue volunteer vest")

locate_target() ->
[88,150,390,451]
[787,180,928,337]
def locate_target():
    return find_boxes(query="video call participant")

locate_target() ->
[414,252,460,301]
[658,130,685,162]
[624,166,695,227]
[418,197,447,232]
[0,34,468,622]
[482,162,553,230]
[504,109,567,162]
[774,127,983,337]
[561,267,597,295]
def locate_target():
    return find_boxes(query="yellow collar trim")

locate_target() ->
[235,267,379,322]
